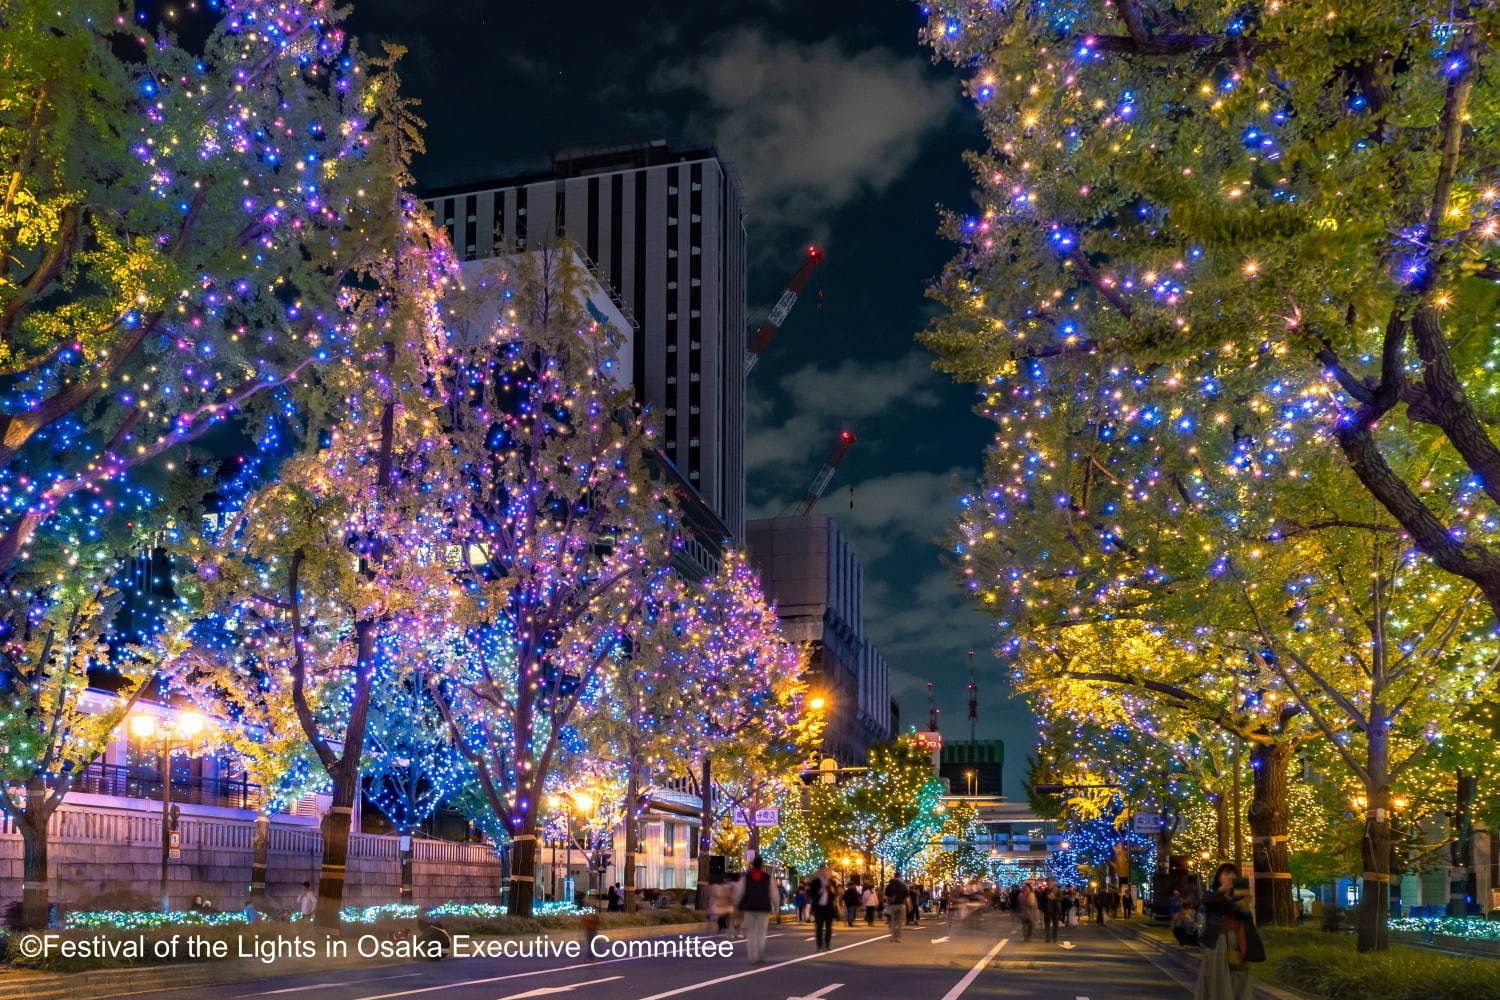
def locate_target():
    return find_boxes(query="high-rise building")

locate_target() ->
[746,515,892,764]
[423,140,746,546]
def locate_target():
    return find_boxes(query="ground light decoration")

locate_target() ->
[428,247,676,918]
[919,4,1500,950]
[0,0,400,580]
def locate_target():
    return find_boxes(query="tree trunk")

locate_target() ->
[1150,819,1175,918]
[1247,741,1297,925]
[508,813,539,917]
[624,765,640,914]
[250,810,270,902]
[399,830,414,905]
[695,756,711,908]
[18,809,50,931]
[1448,769,1477,917]
[1357,725,1391,953]
[315,765,356,927]
[1212,792,1230,860]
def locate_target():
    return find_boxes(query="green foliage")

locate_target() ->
[1264,928,1500,1000]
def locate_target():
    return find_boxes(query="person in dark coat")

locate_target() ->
[1195,863,1262,1000]
[807,866,839,951]
[842,883,862,927]
[1040,878,1064,942]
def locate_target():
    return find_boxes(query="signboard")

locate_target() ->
[731,807,781,827]
[168,829,181,860]
[1131,812,1164,835]
[912,731,942,750]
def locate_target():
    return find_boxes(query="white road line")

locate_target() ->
[930,936,950,943]
[350,954,642,1000]
[243,974,420,996]
[788,985,844,1000]
[497,974,623,999]
[636,934,890,1000]
[938,936,1010,1000]
[803,936,816,941]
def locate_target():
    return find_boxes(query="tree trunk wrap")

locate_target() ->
[1248,741,1297,925]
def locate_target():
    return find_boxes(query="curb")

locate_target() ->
[1103,920,1306,1000]
[0,920,711,1000]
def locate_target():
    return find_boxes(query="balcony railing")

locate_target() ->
[67,761,260,811]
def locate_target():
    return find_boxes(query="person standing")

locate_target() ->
[1123,886,1135,918]
[884,874,908,942]
[1016,884,1038,942]
[707,876,733,934]
[1195,863,1262,1000]
[794,883,809,923]
[1092,887,1107,924]
[807,866,838,951]
[296,881,317,920]
[733,857,780,963]
[842,882,862,928]
[906,884,921,925]
[1040,878,1063,943]
[862,885,879,926]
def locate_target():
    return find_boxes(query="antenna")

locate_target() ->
[967,650,978,745]
[926,682,940,732]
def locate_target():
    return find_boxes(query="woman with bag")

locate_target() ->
[1195,863,1264,1000]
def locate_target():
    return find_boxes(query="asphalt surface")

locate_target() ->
[96,910,1196,1000]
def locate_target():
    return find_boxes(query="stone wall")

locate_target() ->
[0,798,502,918]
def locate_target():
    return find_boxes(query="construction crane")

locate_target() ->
[745,246,824,373]
[793,430,856,516]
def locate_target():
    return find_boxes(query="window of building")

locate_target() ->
[664,823,676,857]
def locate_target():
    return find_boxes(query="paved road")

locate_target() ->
[98,911,1195,1000]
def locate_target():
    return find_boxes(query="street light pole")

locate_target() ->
[130,711,206,914]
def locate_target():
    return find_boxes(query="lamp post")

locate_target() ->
[965,770,976,796]
[129,711,206,913]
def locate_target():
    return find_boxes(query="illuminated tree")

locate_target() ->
[430,248,674,917]
[0,0,403,576]
[919,1,1500,616]
[0,568,173,928]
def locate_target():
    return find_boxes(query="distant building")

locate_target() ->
[424,140,747,549]
[746,515,891,764]
[939,739,1005,797]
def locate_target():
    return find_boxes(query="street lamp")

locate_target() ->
[965,769,976,796]
[129,711,207,913]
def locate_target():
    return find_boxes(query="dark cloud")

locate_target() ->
[655,29,955,239]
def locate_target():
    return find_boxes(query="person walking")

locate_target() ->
[733,857,780,964]
[1091,887,1107,924]
[706,876,733,934]
[794,883,809,923]
[1195,863,1262,1000]
[884,874,908,942]
[1040,878,1063,943]
[862,885,879,926]
[1016,884,1038,942]
[1123,886,1135,918]
[842,882,862,928]
[808,866,838,951]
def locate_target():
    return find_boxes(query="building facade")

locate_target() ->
[424,140,747,543]
[939,739,1005,797]
[745,515,892,764]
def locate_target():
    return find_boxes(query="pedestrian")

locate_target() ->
[1016,884,1038,942]
[884,873,908,942]
[242,897,262,923]
[296,881,317,920]
[1172,902,1201,947]
[906,884,921,925]
[806,866,838,951]
[862,885,879,926]
[581,905,600,962]
[1123,886,1135,918]
[794,883,809,923]
[1092,887,1107,924]
[607,883,623,912]
[1040,878,1063,943]
[733,856,780,964]
[1007,884,1021,913]
[1195,863,1262,1000]
[706,876,733,934]
[842,882,862,928]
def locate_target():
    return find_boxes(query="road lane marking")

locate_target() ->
[938,936,1011,1000]
[244,975,420,996]
[930,936,950,943]
[498,975,623,999]
[788,985,844,1000]
[351,954,643,1000]
[635,934,890,1000]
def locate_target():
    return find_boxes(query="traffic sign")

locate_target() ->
[168,829,181,860]
[1131,812,1164,835]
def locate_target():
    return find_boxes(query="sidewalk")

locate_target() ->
[1103,918,1307,1000]
[0,920,709,1000]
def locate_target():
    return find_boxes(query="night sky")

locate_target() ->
[347,0,1034,798]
